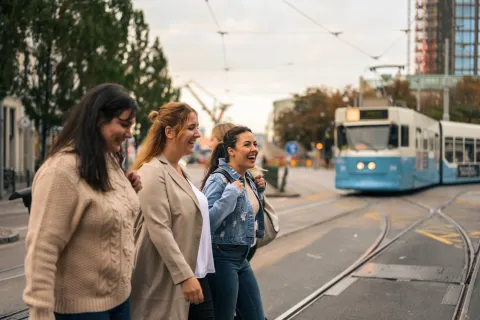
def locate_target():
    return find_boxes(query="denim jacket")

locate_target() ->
[202,159,265,245]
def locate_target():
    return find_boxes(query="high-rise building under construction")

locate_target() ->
[415,0,479,75]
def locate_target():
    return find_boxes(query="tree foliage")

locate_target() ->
[274,87,358,150]
[0,0,31,102]
[15,0,136,161]
[6,0,178,162]
[123,10,180,144]
[450,76,480,123]
[386,79,417,109]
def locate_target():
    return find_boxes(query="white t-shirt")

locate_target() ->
[189,180,215,278]
[246,182,260,247]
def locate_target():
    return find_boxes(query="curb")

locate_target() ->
[265,192,301,198]
[0,227,19,244]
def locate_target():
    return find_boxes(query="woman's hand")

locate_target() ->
[254,174,266,190]
[231,180,244,193]
[126,171,142,193]
[180,276,204,304]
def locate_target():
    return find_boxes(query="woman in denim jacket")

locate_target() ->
[201,126,266,320]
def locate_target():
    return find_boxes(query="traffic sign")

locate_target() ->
[285,141,299,155]
[19,116,30,129]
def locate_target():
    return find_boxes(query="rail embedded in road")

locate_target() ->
[274,211,390,320]
[275,190,469,320]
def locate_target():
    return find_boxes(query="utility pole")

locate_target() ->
[0,101,3,200]
[359,77,364,107]
[407,0,411,74]
[443,38,450,121]
[416,74,421,112]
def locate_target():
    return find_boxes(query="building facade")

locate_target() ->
[267,98,295,143]
[1,97,36,177]
[415,0,479,76]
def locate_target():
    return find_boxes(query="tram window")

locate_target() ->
[416,128,421,149]
[429,133,434,151]
[388,124,399,148]
[336,125,347,149]
[465,138,474,162]
[423,133,428,150]
[455,137,464,163]
[435,133,440,151]
[476,139,480,163]
[445,137,454,163]
[401,125,409,147]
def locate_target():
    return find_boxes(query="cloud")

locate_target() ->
[133,0,409,134]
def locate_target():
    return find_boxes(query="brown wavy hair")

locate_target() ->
[132,102,197,170]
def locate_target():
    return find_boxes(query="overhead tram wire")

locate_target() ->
[205,0,230,93]
[280,0,380,60]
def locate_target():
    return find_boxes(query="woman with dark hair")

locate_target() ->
[23,83,141,320]
[202,126,266,320]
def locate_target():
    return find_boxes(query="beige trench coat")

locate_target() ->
[130,154,203,320]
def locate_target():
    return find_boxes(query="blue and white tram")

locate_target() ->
[440,121,480,185]
[334,106,441,191]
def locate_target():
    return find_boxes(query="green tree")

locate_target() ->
[0,0,32,102]
[450,76,480,123]
[17,0,134,162]
[123,10,179,145]
[275,87,355,150]
[386,79,417,109]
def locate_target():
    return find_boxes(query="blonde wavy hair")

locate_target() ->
[132,102,197,170]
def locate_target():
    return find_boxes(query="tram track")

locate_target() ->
[275,190,473,320]
[404,190,479,320]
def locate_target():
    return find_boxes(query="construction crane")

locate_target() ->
[183,80,232,125]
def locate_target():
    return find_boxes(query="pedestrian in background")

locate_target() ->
[24,83,141,320]
[130,102,215,320]
[202,126,266,320]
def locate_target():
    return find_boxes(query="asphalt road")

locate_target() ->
[2,167,480,320]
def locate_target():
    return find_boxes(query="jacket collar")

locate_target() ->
[218,158,243,181]
[156,154,200,211]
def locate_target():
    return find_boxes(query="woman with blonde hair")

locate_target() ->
[130,102,215,320]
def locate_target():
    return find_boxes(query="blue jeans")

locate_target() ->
[54,298,130,320]
[207,244,265,320]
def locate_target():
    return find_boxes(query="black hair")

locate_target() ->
[200,126,252,190]
[47,83,138,192]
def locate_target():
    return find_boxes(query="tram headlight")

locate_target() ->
[356,162,365,170]
[367,162,376,170]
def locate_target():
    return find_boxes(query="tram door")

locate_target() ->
[415,128,423,171]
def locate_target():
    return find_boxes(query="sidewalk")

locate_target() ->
[0,183,29,245]
[265,185,300,198]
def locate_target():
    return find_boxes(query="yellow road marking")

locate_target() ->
[334,203,351,209]
[415,229,454,245]
[469,231,480,238]
[440,233,461,238]
[454,198,480,206]
[364,212,381,221]
[304,193,330,201]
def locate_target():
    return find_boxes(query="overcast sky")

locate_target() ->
[133,0,410,134]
